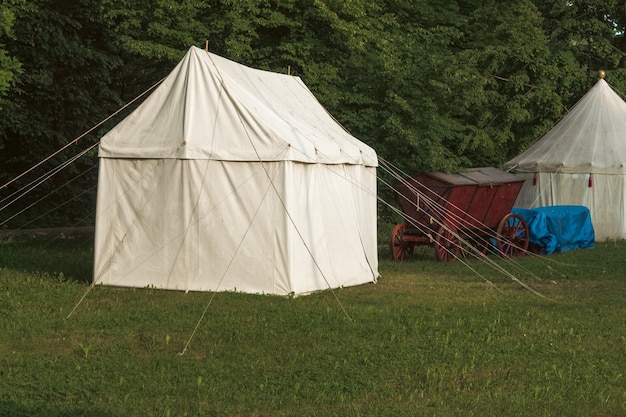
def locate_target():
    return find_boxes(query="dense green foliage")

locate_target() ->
[1,0,626,227]
[0,0,22,101]
[0,234,625,416]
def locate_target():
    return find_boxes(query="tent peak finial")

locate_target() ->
[599,70,606,79]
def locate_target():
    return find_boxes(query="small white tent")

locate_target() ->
[93,46,379,295]
[504,75,626,240]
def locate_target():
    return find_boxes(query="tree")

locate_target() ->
[513,0,626,155]
[101,0,209,101]
[0,0,123,227]
[3,0,626,228]
[436,0,556,165]
[0,0,22,104]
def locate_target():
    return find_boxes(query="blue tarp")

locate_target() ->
[512,206,595,254]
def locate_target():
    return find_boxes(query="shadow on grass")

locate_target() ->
[0,231,94,284]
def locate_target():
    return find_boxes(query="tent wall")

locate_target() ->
[512,172,625,241]
[505,78,626,242]
[93,158,377,295]
[284,163,378,294]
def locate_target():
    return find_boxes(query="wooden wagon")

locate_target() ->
[391,167,529,261]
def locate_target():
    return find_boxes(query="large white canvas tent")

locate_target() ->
[504,75,626,240]
[93,46,379,295]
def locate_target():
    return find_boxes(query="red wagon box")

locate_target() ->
[391,167,529,261]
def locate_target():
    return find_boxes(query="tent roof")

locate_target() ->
[504,78,626,174]
[99,46,377,166]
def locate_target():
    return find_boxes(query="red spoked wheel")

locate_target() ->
[435,226,460,262]
[391,223,414,261]
[496,213,529,258]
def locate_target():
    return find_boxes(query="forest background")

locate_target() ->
[1,0,626,228]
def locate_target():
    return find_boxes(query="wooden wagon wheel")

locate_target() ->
[496,213,529,258]
[391,223,414,261]
[435,226,460,262]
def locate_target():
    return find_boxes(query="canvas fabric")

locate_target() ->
[505,79,626,175]
[505,79,626,240]
[94,159,377,294]
[99,47,377,166]
[508,172,624,241]
[94,46,378,294]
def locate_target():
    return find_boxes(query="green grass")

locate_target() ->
[1,234,625,416]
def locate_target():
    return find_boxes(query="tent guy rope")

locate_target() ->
[0,76,167,193]
[0,144,99,226]
[175,48,358,355]
[5,45,566,355]
[377,157,561,293]
[203,49,356,317]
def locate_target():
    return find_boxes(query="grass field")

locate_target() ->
[0,233,624,416]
